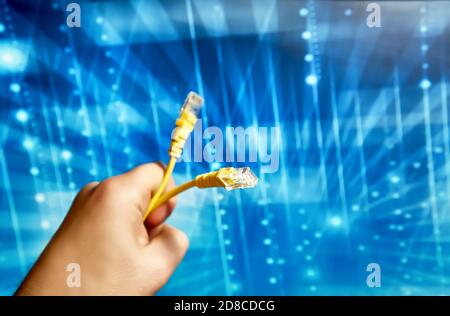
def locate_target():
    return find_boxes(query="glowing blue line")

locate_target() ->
[40,46,67,206]
[66,32,99,179]
[235,0,276,105]
[0,149,26,276]
[289,71,304,189]
[52,96,77,190]
[306,1,329,203]
[440,79,450,214]
[93,86,113,177]
[248,66,283,294]
[393,69,404,149]
[147,80,163,160]
[211,188,231,295]
[347,89,393,191]
[40,93,65,210]
[330,73,349,231]
[419,11,443,271]
[266,44,293,245]
[354,93,369,213]
[258,172,285,294]
[185,0,204,98]
[234,191,253,294]
[422,84,443,268]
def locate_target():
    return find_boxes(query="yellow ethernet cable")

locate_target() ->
[149,167,258,214]
[143,156,177,220]
[143,92,204,221]
[143,92,259,222]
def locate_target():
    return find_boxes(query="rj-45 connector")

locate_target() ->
[195,167,259,191]
[181,91,204,116]
[169,91,204,159]
[148,167,258,213]
[217,167,258,191]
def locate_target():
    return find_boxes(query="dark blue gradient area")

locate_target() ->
[1,0,450,295]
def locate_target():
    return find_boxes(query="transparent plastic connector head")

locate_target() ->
[217,167,258,191]
[181,91,204,116]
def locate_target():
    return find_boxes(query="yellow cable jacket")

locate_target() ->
[143,157,176,221]
[150,179,196,211]
[150,170,224,210]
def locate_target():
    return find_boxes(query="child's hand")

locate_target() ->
[16,163,188,295]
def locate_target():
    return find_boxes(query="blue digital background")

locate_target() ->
[1,0,450,295]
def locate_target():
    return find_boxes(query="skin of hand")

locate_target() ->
[15,163,188,296]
